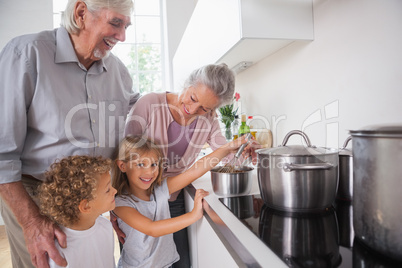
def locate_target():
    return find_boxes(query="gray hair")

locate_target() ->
[183,63,235,107]
[62,0,134,34]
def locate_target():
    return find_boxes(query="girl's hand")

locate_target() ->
[192,189,209,220]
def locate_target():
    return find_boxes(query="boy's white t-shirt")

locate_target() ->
[49,216,115,268]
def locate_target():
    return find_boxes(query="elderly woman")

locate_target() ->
[125,63,234,177]
[121,63,258,267]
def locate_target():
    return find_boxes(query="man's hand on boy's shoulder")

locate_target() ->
[24,214,67,268]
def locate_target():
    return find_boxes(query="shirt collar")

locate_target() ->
[55,27,107,73]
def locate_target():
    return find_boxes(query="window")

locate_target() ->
[53,0,165,94]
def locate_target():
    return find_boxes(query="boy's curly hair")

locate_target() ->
[38,155,111,227]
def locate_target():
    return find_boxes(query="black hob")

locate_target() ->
[219,195,402,268]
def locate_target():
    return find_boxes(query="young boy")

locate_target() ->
[38,155,117,268]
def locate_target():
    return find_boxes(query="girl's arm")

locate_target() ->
[113,189,208,237]
[167,135,249,195]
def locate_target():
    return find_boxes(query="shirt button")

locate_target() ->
[92,120,96,123]
[88,95,92,99]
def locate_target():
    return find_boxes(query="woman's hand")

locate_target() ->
[224,134,249,153]
[223,134,262,165]
[110,211,126,244]
[192,189,209,220]
[242,137,262,165]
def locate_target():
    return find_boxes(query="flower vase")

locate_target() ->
[225,127,232,141]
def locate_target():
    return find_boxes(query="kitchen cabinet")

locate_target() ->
[184,172,288,267]
[173,0,313,88]
[184,188,239,268]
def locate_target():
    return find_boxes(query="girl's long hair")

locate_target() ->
[112,136,164,198]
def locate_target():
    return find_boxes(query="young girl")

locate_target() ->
[38,155,117,268]
[112,135,247,268]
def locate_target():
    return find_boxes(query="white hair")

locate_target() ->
[61,0,134,34]
[184,63,235,107]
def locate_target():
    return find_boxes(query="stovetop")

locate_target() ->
[219,195,402,268]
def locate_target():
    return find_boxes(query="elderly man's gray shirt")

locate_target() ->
[0,27,140,183]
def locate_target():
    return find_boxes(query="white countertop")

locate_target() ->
[190,169,286,268]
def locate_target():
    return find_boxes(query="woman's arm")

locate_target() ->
[167,135,248,194]
[113,189,208,237]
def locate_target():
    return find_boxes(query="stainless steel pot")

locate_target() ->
[210,167,253,197]
[353,238,402,267]
[257,130,339,212]
[335,200,354,248]
[259,206,341,267]
[350,125,402,262]
[337,136,353,200]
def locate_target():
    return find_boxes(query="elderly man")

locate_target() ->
[0,0,139,267]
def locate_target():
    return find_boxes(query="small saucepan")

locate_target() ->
[210,167,253,197]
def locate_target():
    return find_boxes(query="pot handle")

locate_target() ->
[281,130,312,147]
[341,136,352,149]
[283,163,334,172]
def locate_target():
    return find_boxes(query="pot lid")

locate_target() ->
[350,124,402,138]
[257,145,338,157]
[256,130,338,156]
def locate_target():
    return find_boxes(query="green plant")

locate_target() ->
[219,92,240,130]
[219,104,237,129]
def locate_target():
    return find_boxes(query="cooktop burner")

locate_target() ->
[219,195,402,268]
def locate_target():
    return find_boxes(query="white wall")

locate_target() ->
[0,0,53,49]
[0,0,52,225]
[234,0,402,148]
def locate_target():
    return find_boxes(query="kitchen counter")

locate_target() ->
[186,168,286,268]
[187,168,402,268]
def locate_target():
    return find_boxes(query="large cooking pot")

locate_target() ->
[257,130,339,212]
[259,206,341,267]
[353,238,402,267]
[337,136,353,200]
[350,125,402,262]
